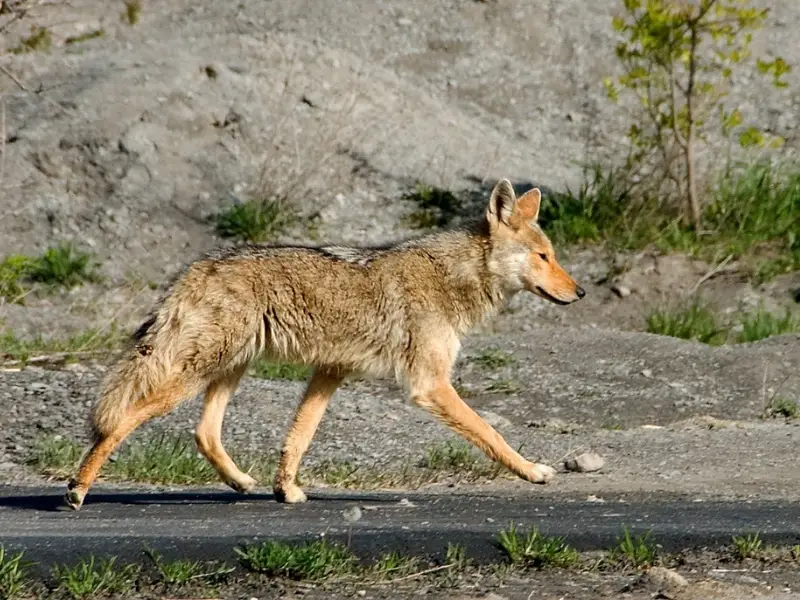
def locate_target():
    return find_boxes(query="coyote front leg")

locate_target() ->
[273,369,344,503]
[412,380,555,483]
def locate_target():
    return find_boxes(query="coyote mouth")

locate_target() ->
[535,286,571,306]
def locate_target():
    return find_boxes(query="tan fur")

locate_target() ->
[65,179,585,510]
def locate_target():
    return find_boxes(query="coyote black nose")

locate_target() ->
[576,286,585,299]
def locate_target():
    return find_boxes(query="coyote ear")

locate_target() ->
[486,179,516,228]
[516,187,541,221]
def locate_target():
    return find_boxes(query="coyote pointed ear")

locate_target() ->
[516,187,541,221]
[486,179,516,228]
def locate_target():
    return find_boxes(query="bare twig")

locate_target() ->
[0,350,114,367]
[0,63,30,92]
[689,253,734,295]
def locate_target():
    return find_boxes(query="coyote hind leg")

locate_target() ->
[195,365,256,494]
[65,376,198,510]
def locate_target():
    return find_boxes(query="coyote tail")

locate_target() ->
[91,314,172,438]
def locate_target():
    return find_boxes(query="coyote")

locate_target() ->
[65,179,585,510]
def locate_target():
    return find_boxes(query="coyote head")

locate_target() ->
[485,179,585,305]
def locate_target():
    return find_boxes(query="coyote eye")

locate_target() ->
[538,253,548,262]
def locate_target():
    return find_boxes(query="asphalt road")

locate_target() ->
[2,485,800,573]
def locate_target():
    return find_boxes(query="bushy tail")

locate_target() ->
[91,316,172,439]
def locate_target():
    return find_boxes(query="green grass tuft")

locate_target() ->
[122,0,141,25]
[764,397,799,420]
[732,532,763,560]
[54,556,139,599]
[418,440,502,480]
[371,551,420,580]
[609,527,657,568]
[404,183,463,229]
[497,523,579,568]
[472,348,515,370]
[0,547,28,600]
[738,308,800,343]
[65,29,105,45]
[0,326,124,364]
[646,302,727,345]
[214,199,292,242]
[235,539,356,580]
[0,255,35,304]
[27,243,100,288]
[248,359,311,381]
[11,26,52,53]
[145,548,233,586]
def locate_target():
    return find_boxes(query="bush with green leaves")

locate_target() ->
[605,0,791,230]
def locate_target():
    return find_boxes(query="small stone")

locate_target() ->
[641,368,653,378]
[644,566,689,589]
[611,283,631,298]
[564,452,605,473]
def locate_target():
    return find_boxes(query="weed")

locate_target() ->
[122,0,141,25]
[0,326,124,364]
[404,183,463,229]
[214,199,292,242]
[65,29,105,45]
[0,255,35,304]
[0,547,28,600]
[27,243,100,288]
[738,308,800,343]
[54,556,139,599]
[248,359,310,381]
[609,527,657,568]
[497,523,579,568]
[418,440,501,479]
[444,543,470,571]
[235,539,356,580]
[28,434,277,485]
[11,26,51,53]
[372,551,420,580]
[145,548,233,586]
[764,397,799,419]
[646,302,727,345]
[485,379,521,395]
[732,532,763,560]
[472,348,515,370]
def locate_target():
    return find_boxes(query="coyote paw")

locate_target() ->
[527,463,556,484]
[64,480,86,510]
[273,483,307,504]
[225,473,258,494]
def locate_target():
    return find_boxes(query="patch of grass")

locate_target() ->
[646,302,727,345]
[28,434,278,485]
[27,243,100,288]
[472,348,515,370]
[54,556,139,599]
[541,164,634,246]
[145,548,233,586]
[497,523,579,568]
[754,251,800,284]
[609,527,657,568]
[248,359,311,381]
[444,543,470,571]
[738,308,800,343]
[0,547,28,600]
[0,326,124,364]
[235,539,356,581]
[403,183,463,229]
[11,26,52,53]
[0,255,35,304]
[485,379,521,395]
[418,440,501,480]
[371,551,420,580]
[764,397,799,420]
[65,29,105,45]
[214,199,292,242]
[122,0,141,25]
[732,532,763,560]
